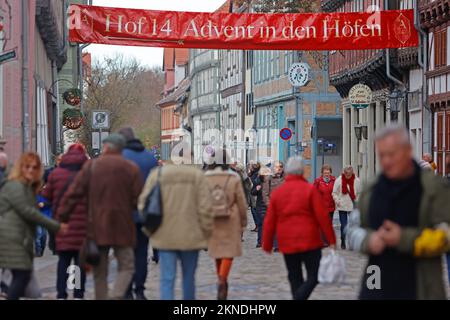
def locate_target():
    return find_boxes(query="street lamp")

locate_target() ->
[354,124,368,141]
[388,88,405,122]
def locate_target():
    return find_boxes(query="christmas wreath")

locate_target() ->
[62,108,84,130]
[63,88,82,106]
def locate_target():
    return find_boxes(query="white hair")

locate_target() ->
[285,156,304,176]
[375,124,410,146]
[343,165,354,173]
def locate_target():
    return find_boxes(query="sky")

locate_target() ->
[87,0,227,68]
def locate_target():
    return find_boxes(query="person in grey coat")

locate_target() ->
[0,152,67,300]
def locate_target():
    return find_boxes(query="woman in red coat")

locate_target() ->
[313,164,336,220]
[263,157,336,300]
[41,144,88,300]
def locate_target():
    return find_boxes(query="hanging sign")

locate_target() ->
[68,5,419,50]
[349,84,373,109]
[288,63,309,87]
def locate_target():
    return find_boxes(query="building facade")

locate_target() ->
[158,48,189,161]
[252,48,342,180]
[58,0,89,153]
[0,0,67,164]
[189,49,221,164]
[219,48,245,163]
[421,0,450,176]
[325,0,425,182]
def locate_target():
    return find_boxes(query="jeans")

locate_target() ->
[35,226,47,257]
[57,251,86,299]
[283,249,322,300]
[7,269,32,300]
[250,206,259,228]
[93,246,135,300]
[127,224,149,296]
[339,211,350,242]
[257,212,265,246]
[447,253,450,284]
[159,250,199,300]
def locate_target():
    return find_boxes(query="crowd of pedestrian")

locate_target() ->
[0,124,449,300]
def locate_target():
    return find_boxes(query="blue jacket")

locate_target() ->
[122,139,158,223]
[36,195,52,218]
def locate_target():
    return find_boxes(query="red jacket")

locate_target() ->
[313,176,336,213]
[263,175,336,254]
[42,149,88,252]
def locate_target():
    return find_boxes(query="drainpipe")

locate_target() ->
[78,0,93,114]
[384,0,404,88]
[55,0,67,154]
[52,61,62,154]
[413,0,431,154]
[21,0,30,152]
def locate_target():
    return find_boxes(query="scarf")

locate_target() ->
[341,173,356,201]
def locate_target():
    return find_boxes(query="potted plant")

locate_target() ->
[63,88,82,106]
[62,108,84,130]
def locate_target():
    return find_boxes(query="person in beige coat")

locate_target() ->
[204,150,248,300]
[138,164,213,300]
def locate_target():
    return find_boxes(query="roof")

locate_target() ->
[157,78,191,107]
[215,0,233,13]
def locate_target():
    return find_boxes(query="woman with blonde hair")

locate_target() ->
[0,152,67,300]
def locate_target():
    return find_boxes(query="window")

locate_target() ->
[36,85,50,165]
[284,51,293,74]
[246,51,253,68]
[434,29,447,68]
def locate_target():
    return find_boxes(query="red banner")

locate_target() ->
[68,5,419,50]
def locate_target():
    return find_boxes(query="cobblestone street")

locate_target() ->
[30,213,370,300]
[26,212,449,300]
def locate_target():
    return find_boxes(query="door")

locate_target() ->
[287,119,296,158]
[277,105,285,162]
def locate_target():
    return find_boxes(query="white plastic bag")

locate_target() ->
[318,250,346,284]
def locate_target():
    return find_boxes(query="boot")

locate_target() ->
[341,238,346,250]
[217,278,228,300]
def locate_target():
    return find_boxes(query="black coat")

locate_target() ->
[251,176,266,216]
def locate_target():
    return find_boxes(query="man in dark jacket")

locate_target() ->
[60,134,143,300]
[119,127,158,300]
[248,162,260,232]
[347,125,450,300]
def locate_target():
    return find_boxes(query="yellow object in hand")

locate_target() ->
[414,228,448,257]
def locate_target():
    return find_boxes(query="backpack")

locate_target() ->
[210,175,231,218]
